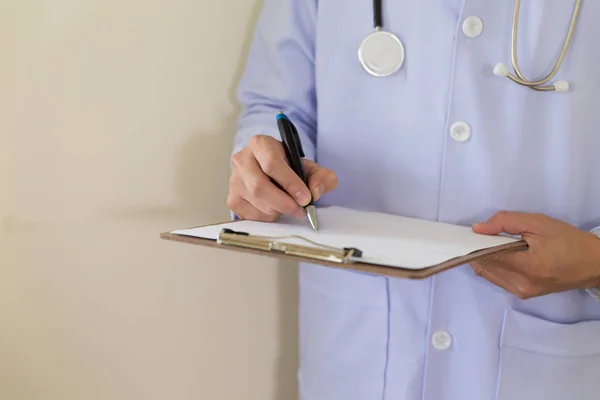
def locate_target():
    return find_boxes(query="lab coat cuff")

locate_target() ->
[585,226,600,301]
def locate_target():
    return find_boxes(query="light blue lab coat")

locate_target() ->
[232,1,600,399]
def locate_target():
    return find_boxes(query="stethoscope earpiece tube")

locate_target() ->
[494,0,582,93]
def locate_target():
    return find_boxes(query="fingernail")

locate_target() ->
[295,191,310,206]
[313,184,324,200]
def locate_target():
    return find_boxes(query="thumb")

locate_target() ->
[302,159,338,201]
[472,211,530,236]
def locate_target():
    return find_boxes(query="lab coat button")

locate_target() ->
[450,121,471,142]
[432,330,452,350]
[463,16,483,38]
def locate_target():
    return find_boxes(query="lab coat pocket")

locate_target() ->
[298,264,389,400]
[495,309,600,400]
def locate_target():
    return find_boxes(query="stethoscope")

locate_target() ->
[357,0,405,77]
[358,0,582,93]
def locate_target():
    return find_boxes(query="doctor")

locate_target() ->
[227,0,600,399]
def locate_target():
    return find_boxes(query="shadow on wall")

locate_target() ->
[174,1,299,399]
[173,124,235,223]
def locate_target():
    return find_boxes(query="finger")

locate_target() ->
[472,263,540,299]
[228,197,279,222]
[303,159,338,200]
[253,144,312,206]
[229,167,280,217]
[235,153,304,217]
[473,249,534,274]
[472,263,529,296]
[472,210,536,236]
[472,263,515,293]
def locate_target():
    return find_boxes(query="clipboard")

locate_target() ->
[160,206,528,279]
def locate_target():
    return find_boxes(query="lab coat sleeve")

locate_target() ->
[232,0,318,161]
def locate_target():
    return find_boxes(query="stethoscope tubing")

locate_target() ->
[363,0,581,93]
[501,0,582,91]
[373,0,382,28]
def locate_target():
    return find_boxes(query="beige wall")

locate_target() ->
[0,1,299,399]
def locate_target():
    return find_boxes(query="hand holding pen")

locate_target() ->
[275,112,320,231]
[227,113,338,228]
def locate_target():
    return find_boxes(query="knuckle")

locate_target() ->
[265,213,280,222]
[226,194,240,210]
[514,286,529,299]
[261,157,279,177]
[248,178,266,197]
[515,292,528,300]
[249,135,261,146]
[515,283,537,300]
[495,210,509,220]
[230,151,244,169]
[320,170,338,191]
[250,134,271,148]
[331,173,339,188]
[228,172,238,187]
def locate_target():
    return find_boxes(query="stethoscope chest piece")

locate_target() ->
[358,29,405,77]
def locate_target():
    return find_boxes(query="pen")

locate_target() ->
[276,111,319,232]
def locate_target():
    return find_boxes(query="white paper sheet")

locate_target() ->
[171,206,520,270]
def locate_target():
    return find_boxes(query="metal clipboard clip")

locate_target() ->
[217,228,363,264]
